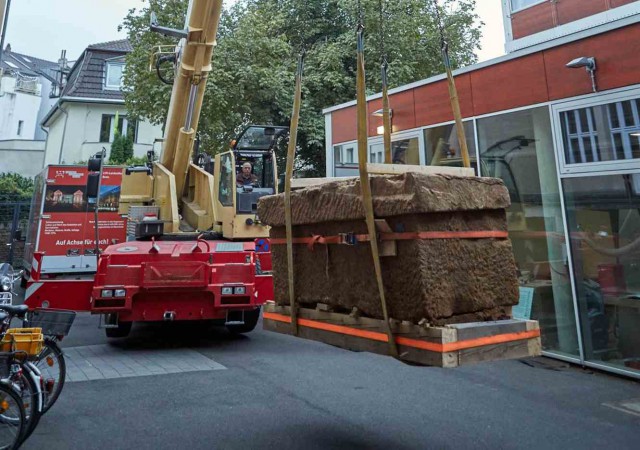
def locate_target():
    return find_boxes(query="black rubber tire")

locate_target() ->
[0,381,26,450]
[105,321,132,338]
[34,339,66,414]
[16,364,42,446]
[226,308,260,334]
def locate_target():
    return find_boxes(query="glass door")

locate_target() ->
[554,88,640,377]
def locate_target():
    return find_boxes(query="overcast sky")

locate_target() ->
[4,0,506,63]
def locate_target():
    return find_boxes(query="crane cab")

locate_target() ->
[212,125,286,240]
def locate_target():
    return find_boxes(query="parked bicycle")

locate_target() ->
[0,352,27,450]
[0,306,74,414]
[0,324,45,448]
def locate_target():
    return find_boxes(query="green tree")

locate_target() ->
[109,132,125,164]
[0,173,35,202]
[122,135,134,162]
[120,0,481,176]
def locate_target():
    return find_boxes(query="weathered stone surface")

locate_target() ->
[260,173,519,325]
[257,173,510,227]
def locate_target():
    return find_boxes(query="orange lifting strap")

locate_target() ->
[263,312,541,353]
[271,230,509,250]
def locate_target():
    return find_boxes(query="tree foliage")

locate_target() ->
[109,133,134,164]
[120,0,481,176]
[0,173,35,202]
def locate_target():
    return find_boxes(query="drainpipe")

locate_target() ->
[0,0,12,98]
[0,0,11,64]
[57,105,69,163]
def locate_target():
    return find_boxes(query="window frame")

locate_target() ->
[366,130,425,165]
[510,0,547,14]
[99,114,138,143]
[552,86,640,176]
[105,61,125,90]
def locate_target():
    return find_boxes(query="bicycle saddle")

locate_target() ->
[0,304,29,318]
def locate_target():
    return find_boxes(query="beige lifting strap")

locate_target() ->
[381,62,392,164]
[356,26,399,357]
[379,0,392,164]
[285,53,305,336]
[433,0,471,168]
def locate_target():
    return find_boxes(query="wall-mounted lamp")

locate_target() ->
[372,108,393,117]
[376,125,385,135]
[566,57,597,93]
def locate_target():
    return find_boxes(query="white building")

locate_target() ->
[41,40,163,165]
[0,44,57,175]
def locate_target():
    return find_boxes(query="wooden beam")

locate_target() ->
[367,163,474,177]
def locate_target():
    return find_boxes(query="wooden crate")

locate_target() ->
[263,303,541,368]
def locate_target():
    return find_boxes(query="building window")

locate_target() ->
[105,62,124,90]
[17,120,24,136]
[510,0,545,12]
[560,98,640,167]
[99,114,138,143]
[423,121,477,173]
[333,143,358,177]
[369,138,420,165]
[478,107,579,357]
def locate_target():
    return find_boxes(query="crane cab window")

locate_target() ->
[235,153,276,214]
[218,153,234,206]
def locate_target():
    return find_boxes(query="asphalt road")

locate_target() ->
[20,311,640,450]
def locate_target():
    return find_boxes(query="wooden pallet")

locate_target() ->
[263,303,541,368]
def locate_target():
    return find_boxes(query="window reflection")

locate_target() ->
[564,171,640,373]
[561,99,640,164]
[479,107,579,357]
[369,138,420,165]
[423,121,476,172]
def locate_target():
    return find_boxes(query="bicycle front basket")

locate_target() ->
[27,309,77,336]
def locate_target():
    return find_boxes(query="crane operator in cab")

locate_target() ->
[237,161,259,187]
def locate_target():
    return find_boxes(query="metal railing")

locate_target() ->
[0,201,30,267]
[15,74,40,95]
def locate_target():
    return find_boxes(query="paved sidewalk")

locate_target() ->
[65,344,226,381]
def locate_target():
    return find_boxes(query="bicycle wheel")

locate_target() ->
[12,363,42,446]
[0,382,25,450]
[34,339,65,414]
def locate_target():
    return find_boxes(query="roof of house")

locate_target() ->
[61,39,131,100]
[42,39,132,127]
[87,39,133,52]
[0,45,58,82]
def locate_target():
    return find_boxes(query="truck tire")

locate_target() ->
[105,321,132,338]
[226,308,260,334]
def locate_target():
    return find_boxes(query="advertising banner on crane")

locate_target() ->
[24,165,127,274]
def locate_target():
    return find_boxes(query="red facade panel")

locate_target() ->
[544,24,640,100]
[331,105,357,144]
[330,24,640,140]
[387,90,416,134]
[367,98,383,137]
[413,74,474,127]
[469,53,549,116]
[556,0,607,25]
[511,2,555,39]
[610,0,637,8]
